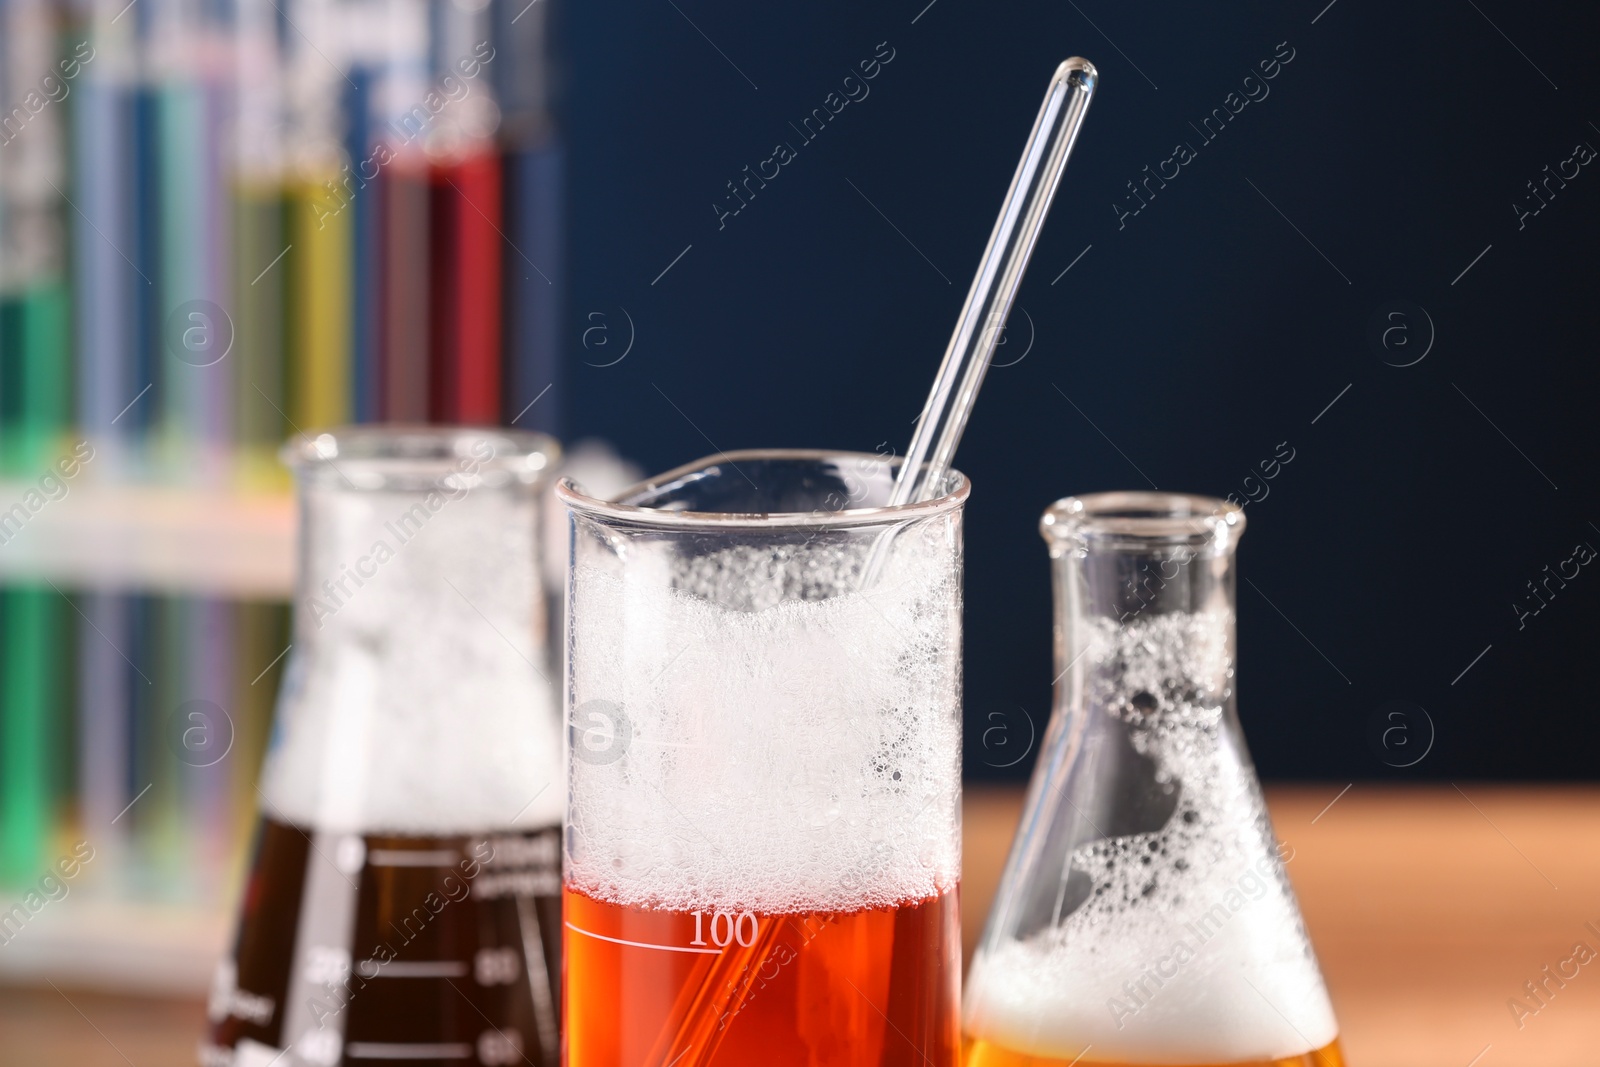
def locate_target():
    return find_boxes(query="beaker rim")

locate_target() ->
[282,425,560,491]
[556,448,969,529]
[1041,490,1245,550]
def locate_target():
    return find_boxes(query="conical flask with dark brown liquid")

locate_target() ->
[202,428,565,1067]
[963,492,1343,1067]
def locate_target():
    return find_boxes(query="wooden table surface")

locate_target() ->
[3,784,1596,1066]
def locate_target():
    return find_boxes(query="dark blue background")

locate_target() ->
[557,0,1600,782]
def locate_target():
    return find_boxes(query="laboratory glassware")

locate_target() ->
[559,450,967,1067]
[204,427,565,1067]
[963,492,1342,1067]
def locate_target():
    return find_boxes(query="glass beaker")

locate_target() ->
[204,427,565,1067]
[963,492,1342,1067]
[558,450,966,1067]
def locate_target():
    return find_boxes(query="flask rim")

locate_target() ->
[1040,490,1245,551]
[281,424,560,492]
[556,448,969,530]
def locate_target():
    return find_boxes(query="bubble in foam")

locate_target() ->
[259,482,563,834]
[566,522,962,914]
[964,611,1337,1063]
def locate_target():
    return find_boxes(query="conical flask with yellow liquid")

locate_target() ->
[963,492,1343,1067]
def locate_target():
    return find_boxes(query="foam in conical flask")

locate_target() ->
[963,492,1342,1067]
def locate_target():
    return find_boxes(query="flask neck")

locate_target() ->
[1053,537,1238,627]
[1043,492,1241,659]
[1041,491,1243,713]
[292,475,545,644]
[283,426,555,645]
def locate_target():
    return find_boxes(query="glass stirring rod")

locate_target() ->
[889,58,1098,507]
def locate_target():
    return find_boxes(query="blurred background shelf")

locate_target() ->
[0,481,294,598]
[0,894,229,997]
[0,0,569,996]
